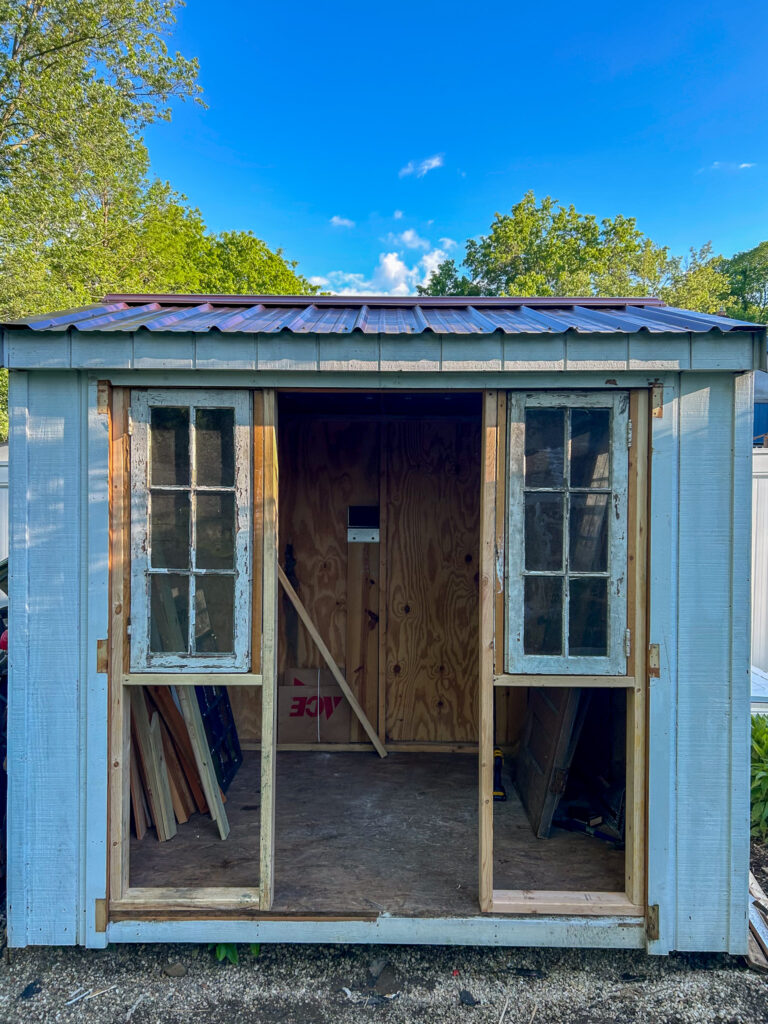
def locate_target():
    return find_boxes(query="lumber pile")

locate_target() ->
[130,685,229,842]
[748,871,768,973]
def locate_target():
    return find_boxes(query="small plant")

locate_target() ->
[751,714,768,841]
[208,942,261,965]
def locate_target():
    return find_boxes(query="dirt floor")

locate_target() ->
[0,844,765,1022]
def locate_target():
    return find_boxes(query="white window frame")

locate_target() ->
[505,390,629,675]
[130,388,252,672]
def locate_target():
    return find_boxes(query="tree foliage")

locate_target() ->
[419,191,731,313]
[723,241,768,323]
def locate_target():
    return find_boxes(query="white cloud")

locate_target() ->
[317,244,453,296]
[438,236,458,250]
[398,153,444,178]
[308,275,330,286]
[394,209,404,219]
[383,228,431,251]
[330,215,355,228]
[699,160,756,174]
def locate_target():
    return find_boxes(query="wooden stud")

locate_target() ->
[346,541,379,742]
[625,389,649,908]
[479,390,497,913]
[494,674,636,688]
[259,389,279,910]
[377,421,388,747]
[108,386,131,903]
[494,391,507,676]
[278,564,387,758]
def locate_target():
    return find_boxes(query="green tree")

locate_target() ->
[723,241,768,323]
[419,191,730,313]
[0,0,201,186]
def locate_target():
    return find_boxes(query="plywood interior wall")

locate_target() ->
[230,392,520,749]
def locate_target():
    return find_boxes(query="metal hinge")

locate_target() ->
[95,898,107,933]
[646,904,660,942]
[626,418,633,448]
[96,381,110,416]
[651,384,664,418]
[550,767,568,795]
[624,629,632,658]
[648,643,660,678]
[96,639,108,674]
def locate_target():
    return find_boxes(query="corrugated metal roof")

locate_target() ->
[5,294,763,336]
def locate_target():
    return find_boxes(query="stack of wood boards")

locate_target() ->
[748,871,768,972]
[130,686,230,842]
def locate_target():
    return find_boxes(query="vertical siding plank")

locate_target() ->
[8,371,82,944]
[727,371,753,954]
[676,374,737,950]
[6,370,30,946]
[646,376,679,954]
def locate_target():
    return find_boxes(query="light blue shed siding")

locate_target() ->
[647,373,752,954]
[7,371,84,944]
[3,364,755,953]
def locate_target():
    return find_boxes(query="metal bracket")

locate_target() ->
[96,381,110,416]
[96,639,108,675]
[648,643,660,678]
[651,385,664,418]
[646,903,660,941]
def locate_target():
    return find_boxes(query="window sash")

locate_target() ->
[130,388,252,672]
[505,391,629,675]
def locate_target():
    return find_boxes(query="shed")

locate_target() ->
[2,293,765,954]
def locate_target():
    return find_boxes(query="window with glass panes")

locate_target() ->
[506,392,629,674]
[130,390,252,671]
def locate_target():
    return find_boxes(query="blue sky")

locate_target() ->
[144,0,768,294]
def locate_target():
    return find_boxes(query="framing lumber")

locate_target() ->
[625,389,649,907]
[377,423,389,747]
[123,673,262,687]
[478,390,497,912]
[259,389,279,910]
[491,890,641,917]
[278,563,387,759]
[108,386,132,901]
[146,686,208,814]
[495,674,637,689]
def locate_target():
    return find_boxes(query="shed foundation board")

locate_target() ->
[130,752,623,916]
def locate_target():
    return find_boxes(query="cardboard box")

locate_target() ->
[278,668,351,743]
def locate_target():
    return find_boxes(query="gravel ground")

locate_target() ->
[0,939,766,1024]
[0,846,765,1024]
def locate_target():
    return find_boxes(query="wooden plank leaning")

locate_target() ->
[177,686,230,840]
[277,564,387,759]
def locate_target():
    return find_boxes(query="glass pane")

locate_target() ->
[568,578,608,656]
[525,492,563,571]
[150,407,190,486]
[194,575,235,654]
[150,491,190,569]
[570,408,610,488]
[524,408,564,488]
[524,576,562,655]
[569,493,609,573]
[196,492,235,570]
[196,408,235,487]
[149,574,189,652]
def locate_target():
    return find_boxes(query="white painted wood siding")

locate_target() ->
[751,448,768,672]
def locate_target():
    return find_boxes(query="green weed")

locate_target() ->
[208,942,261,965]
[751,714,768,841]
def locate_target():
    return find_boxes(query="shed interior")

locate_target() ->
[128,390,627,913]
